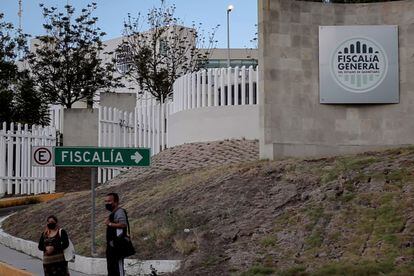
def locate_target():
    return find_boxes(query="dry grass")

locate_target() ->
[3,145,414,275]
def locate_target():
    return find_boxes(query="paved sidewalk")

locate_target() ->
[0,209,91,276]
[0,243,90,276]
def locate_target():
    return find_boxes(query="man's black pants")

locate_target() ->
[106,251,125,276]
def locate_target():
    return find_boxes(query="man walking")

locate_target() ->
[104,192,128,276]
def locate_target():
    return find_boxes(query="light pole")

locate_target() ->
[227,4,234,68]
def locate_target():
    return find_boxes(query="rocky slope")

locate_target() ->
[3,141,414,275]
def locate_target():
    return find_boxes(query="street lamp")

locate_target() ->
[227,4,234,68]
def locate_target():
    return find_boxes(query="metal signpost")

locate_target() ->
[51,147,150,255]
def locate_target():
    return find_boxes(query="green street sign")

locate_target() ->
[54,147,150,167]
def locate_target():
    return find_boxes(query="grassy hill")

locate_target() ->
[2,140,414,275]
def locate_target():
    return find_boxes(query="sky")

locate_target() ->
[1,0,258,49]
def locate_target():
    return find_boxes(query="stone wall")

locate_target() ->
[168,105,260,147]
[259,0,414,158]
[57,109,99,192]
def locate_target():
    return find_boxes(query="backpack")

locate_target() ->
[59,229,76,262]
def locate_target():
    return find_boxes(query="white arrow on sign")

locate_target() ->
[130,151,143,164]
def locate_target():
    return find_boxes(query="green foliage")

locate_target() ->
[320,156,377,184]
[278,266,308,276]
[119,1,218,102]
[0,13,49,125]
[260,235,278,247]
[14,71,50,126]
[242,265,275,276]
[28,3,121,108]
[313,261,395,275]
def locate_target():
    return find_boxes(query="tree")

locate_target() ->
[14,71,50,125]
[28,3,121,108]
[0,13,18,123]
[118,1,218,102]
[0,13,49,125]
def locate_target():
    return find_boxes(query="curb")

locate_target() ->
[0,215,181,275]
[0,261,33,276]
[0,193,65,208]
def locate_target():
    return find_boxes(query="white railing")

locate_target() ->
[98,66,257,184]
[98,106,134,184]
[0,122,56,196]
[135,96,173,153]
[48,105,64,134]
[172,66,259,114]
[98,100,173,184]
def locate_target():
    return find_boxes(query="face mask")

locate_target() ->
[105,203,114,212]
[47,223,57,230]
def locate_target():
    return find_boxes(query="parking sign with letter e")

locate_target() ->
[32,146,54,167]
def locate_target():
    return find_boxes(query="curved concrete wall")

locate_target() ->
[259,0,414,158]
[168,105,259,147]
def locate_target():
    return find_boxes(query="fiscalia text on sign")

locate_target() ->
[54,147,150,167]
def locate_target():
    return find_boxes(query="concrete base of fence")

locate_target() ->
[0,216,181,275]
[0,193,65,208]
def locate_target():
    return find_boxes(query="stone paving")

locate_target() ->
[103,139,259,188]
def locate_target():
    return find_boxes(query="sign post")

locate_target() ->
[53,147,150,256]
[91,168,96,256]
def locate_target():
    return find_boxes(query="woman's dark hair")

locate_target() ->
[47,215,58,223]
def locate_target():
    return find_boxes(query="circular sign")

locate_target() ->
[34,147,52,165]
[115,45,132,75]
[331,37,388,93]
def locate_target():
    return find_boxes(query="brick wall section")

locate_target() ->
[104,139,259,188]
[56,167,97,192]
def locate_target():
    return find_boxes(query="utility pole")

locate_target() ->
[226,4,234,68]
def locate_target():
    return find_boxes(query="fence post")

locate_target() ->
[214,69,219,106]
[0,122,6,196]
[207,69,212,107]
[241,66,246,105]
[196,71,201,108]
[191,73,196,109]
[201,70,206,107]
[25,124,31,194]
[234,66,240,105]
[249,65,254,105]
[7,123,14,194]
[220,68,225,106]
[256,65,259,104]
[227,67,232,106]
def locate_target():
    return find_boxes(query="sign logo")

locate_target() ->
[32,146,54,167]
[115,44,133,75]
[331,37,388,93]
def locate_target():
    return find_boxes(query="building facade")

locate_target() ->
[259,0,414,158]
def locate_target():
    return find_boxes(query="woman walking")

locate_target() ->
[38,215,70,276]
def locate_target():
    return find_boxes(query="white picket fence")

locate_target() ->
[0,122,56,196]
[97,99,173,184]
[172,65,259,113]
[97,67,258,184]
[48,105,64,134]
